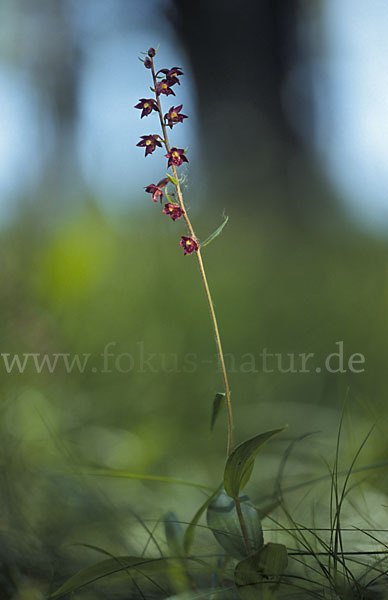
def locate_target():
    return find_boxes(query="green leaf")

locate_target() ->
[200,215,229,249]
[82,468,213,492]
[210,392,225,431]
[255,543,288,577]
[165,189,175,203]
[164,512,184,556]
[183,484,222,556]
[51,556,167,598]
[224,427,287,498]
[166,173,178,185]
[207,490,263,560]
[163,514,190,594]
[234,543,288,600]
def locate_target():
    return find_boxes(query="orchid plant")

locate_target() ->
[51,46,290,600]
[133,46,288,594]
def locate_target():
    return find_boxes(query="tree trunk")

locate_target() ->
[168,0,337,224]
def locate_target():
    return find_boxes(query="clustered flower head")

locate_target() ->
[158,67,184,86]
[155,67,184,97]
[135,47,197,255]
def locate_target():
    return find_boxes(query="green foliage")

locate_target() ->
[224,427,287,498]
[166,173,178,185]
[235,543,288,600]
[210,392,225,431]
[165,188,175,203]
[206,489,263,559]
[200,215,229,248]
[81,468,213,491]
[51,556,169,598]
[2,212,388,597]
[164,511,184,556]
[183,484,222,556]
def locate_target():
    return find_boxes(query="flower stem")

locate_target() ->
[195,250,234,456]
[151,64,234,457]
[235,496,253,556]
[147,56,255,558]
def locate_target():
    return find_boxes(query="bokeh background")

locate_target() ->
[1,0,388,596]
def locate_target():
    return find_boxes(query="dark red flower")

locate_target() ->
[163,202,184,221]
[164,105,188,129]
[157,177,169,188]
[180,236,199,255]
[158,67,184,86]
[144,177,169,202]
[144,57,153,69]
[148,48,156,57]
[165,147,188,167]
[136,134,162,157]
[145,185,163,203]
[134,98,158,118]
[155,79,175,97]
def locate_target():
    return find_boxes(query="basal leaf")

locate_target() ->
[206,490,263,560]
[224,427,287,498]
[183,484,222,556]
[164,512,184,556]
[235,543,288,599]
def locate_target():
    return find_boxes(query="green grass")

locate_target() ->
[1,207,388,597]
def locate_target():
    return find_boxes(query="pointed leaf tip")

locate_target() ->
[210,392,226,431]
[183,484,222,556]
[165,189,174,203]
[166,173,178,186]
[200,215,229,249]
[224,426,287,498]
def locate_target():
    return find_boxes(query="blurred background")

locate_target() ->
[1,0,388,596]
